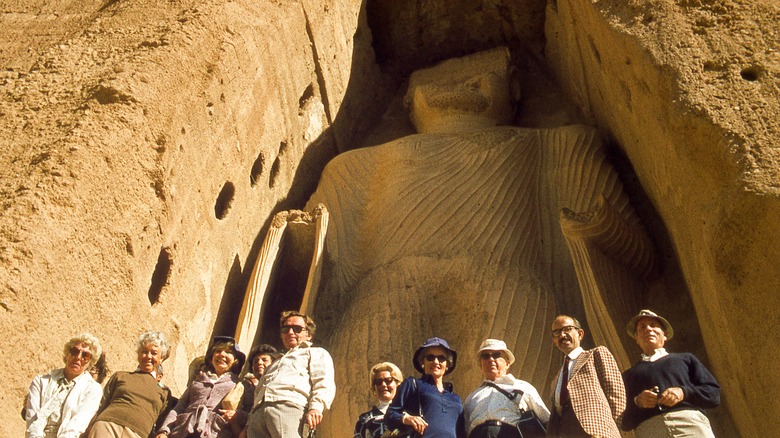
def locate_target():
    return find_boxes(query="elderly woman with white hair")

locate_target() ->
[354,362,404,438]
[25,333,103,438]
[87,331,172,438]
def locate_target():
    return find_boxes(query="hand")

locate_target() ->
[155,434,168,438]
[218,409,237,421]
[402,414,428,434]
[306,409,322,429]
[634,389,660,409]
[658,387,684,407]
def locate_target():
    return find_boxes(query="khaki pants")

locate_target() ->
[87,421,143,438]
[247,401,305,438]
[636,409,715,438]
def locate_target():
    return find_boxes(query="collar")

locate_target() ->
[203,370,233,382]
[487,373,515,386]
[57,375,74,386]
[285,340,312,353]
[57,368,92,384]
[567,346,584,361]
[57,367,93,383]
[641,348,668,362]
[133,368,158,379]
[377,400,391,413]
[421,374,454,392]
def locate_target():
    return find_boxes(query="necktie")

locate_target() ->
[560,356,571,407]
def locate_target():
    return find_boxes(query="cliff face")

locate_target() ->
[1,0,381,433]
[2,0,778,436]
[546,2,780,435]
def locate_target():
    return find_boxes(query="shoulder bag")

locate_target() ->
[484,380,547,438]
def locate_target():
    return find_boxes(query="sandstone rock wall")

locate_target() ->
[546,1,780,435]
[2,0,778,436]
[1,0,380,435]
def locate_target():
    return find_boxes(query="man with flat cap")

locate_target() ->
[622,309,720,437]
[464,339,550,437]
[547,315,625,438]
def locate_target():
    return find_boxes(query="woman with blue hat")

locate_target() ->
[155,336,251,438]
[385,337,466,437]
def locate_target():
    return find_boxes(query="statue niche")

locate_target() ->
[297,47,655,436]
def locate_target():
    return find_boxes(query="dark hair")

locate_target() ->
[279,310,316,337]
[204,339,244,374]
[89,352,111,383]
[247,344,278,366]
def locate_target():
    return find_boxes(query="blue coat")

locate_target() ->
[385,375,465,437]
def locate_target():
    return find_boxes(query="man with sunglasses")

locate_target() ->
[547,315,625,438]
[464,339,550,438]
[247,310,335,437]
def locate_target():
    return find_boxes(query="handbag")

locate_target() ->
[220,379,244,411]
[483,381,547,438]
[379,378,422,438]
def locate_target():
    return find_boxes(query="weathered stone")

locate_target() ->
[2,0,778,436]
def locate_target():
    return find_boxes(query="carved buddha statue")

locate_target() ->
[302,47,654,435]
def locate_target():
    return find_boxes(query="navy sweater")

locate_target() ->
[621,353,720,431]
[385,375,465,437]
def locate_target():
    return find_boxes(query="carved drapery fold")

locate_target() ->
[560,197,657,369]
[234,205,328,354]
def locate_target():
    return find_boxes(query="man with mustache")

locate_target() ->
[464,339,550,437]
[621,310,720,437]
[547,315,625,437]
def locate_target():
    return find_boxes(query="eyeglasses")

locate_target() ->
[69,347,92,361]
[373,377,395,386]
[424,354,448,363]
[280,325,308,334]
[480,351,504,360]
[551,325,580,338]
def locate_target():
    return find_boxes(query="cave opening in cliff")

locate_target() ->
[148,246,172,305]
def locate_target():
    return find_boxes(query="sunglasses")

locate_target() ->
[280,325,307,334]
[480,351,504,360]
[69,347,92,361]
[373,377,395,386]
[424,354,448,363]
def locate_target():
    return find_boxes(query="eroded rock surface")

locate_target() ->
[2,0,778,436]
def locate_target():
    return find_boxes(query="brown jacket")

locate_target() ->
[547,346,626,437]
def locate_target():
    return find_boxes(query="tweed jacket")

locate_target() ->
[547,346,626,438]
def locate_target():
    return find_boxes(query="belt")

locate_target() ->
[472,420,522,438]
[476,420,511,427]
